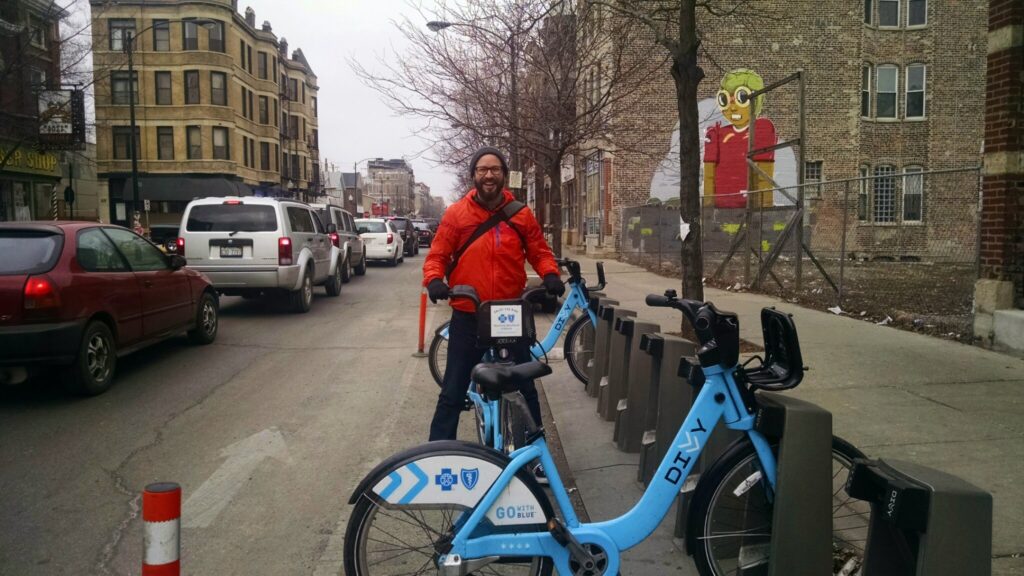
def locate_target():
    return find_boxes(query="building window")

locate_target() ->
[858,166,869,221]
[301,82,306,103]
[872,165,896,223]
[157,127,174,160]
[153,19,170,51]
[208,20,225,52]
[258,52,268,79]
[111,71,138,105]
[864,0,873,24]
[243,136,250,167]
[908,0,926,26]
[187,125,202,159]
[211,72,227,106]
[290,116,299,139]
[260,142,270,170]
[804,161,823,198]
[29,67,46,90]
[249,91,254,121]
[312,97,317,118]
[212,127,229,160]
[28,16,46,48]
[288,78,298,101]
[239,39,247,69]
[155,71,172,105]
[247,45,253,74]
[112,126,139,160]
[861,65,871,117]
[291,154,300,180]
[249,139,255,169]
[312,129,318,149]
[903,166,923,222]
[259,96,269,124]
[875,65,898,119]
[241,86,248,117]
[878,0,899,26]
[905,64,926,118]
[185,70,200,104]
[273,99,278,126]
[272,57,278,82]
[183,21,199,50]
[274,144,279,172]
[282,152,289,177]
[109,19,135,51]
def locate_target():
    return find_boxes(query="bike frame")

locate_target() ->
[443,364,778,575]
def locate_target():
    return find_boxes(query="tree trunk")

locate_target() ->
[670,0,705,304]
[549,159,563,258]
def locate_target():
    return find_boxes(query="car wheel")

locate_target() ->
[390,253,399,267]
[290,270,314,313]
[65,321,117,396]
[355,252,367,276]
[341,252,353,284]
[325,263,342,297]
[188,293,219,344]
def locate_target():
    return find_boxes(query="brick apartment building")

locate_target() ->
[90,0,319,228]
[570,0,988,259]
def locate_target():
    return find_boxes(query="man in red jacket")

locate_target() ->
[423,146,563,450]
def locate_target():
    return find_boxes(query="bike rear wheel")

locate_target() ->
[429,322,450,387]
[690,436,870,576]
[563,315,595,386]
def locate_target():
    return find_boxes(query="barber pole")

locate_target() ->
[143,482,181,576]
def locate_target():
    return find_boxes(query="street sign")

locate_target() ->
[144,199,151,211]
[509,170,523,189]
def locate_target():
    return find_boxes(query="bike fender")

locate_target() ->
[350,440,551,527]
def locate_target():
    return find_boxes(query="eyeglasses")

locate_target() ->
[475,167,503,176]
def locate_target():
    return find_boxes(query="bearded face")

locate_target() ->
[473,154,505,204]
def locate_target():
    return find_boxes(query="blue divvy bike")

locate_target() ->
[345,290,869,575]
[429,258,606,388]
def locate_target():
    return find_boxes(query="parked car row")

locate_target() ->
[0,196,422,397]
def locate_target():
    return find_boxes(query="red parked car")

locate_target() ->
[0,222,219,396]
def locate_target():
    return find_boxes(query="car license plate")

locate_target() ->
[220,246,243,257]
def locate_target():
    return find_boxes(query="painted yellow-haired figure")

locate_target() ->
[703,69,777,209]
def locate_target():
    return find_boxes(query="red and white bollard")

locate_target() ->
[143,482,181,576]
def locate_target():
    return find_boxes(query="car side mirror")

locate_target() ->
[169,254,187,270]
[327,223,337,233]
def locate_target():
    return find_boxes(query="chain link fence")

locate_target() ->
[620,167,981,340]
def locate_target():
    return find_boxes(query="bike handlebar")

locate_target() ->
[645,292,715,344]
[555,258,607,291]
[449,285,551,311]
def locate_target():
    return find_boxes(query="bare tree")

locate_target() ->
[351,0,664,256]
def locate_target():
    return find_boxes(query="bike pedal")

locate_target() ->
[547,518,599,569]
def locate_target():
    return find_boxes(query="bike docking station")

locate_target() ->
[599,311,640,420]
[845,458,993,575]
[613,318,660,453]
[585,299,620,398]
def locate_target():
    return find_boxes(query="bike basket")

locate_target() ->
[477,299,536,347]
[742,307,804,390]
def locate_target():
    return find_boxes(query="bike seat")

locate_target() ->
[471,361,553,399]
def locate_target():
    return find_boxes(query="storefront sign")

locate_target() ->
[0,142,60,177]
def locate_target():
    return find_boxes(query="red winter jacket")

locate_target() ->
[423,189,559,313]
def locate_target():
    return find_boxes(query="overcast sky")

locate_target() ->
[75,0,456,202]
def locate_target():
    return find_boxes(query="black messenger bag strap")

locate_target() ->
[445,200,526,280]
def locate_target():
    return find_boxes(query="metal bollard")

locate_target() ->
[143,482,182,576]
[586,299,619,398]
[846,459,992,576]
[598,310,636,421]
[614,320,659,453]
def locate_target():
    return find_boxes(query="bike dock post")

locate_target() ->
[639,334,696,487]
[586,299,619,398]
[614,319,659,453]
[598,309,637,421]
[754,391,834,575]
[845,459,993,576]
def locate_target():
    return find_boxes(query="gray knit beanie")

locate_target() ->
[468,146,509,177]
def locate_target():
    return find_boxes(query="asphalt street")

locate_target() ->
[0,249,459,575]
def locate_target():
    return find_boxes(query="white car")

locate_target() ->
[355,218,404,266]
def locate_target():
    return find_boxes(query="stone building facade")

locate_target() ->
[90,0,319,228]
[366,158,415,216]
[574,0,988,259]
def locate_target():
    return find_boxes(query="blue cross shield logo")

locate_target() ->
[434,468,458,491]
[498,314,508,323]
[460,468,480,490]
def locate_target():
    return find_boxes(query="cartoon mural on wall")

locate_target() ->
[704,68,776,209]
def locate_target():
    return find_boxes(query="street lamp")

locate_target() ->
[426,19,521,191]
[123,18,216,226]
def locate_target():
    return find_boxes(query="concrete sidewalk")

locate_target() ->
[538,254,1024,576]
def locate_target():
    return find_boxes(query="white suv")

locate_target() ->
[179,197,343,312]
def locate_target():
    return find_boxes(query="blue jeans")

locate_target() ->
[429,310,543,441]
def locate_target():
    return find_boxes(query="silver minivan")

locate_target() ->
[179,197,343,312]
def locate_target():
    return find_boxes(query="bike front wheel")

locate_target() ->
[428,322,450,387]
[563,315,595,386]
[689,435,870,576]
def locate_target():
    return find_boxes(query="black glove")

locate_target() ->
[542,273,565,297]
[427,278,450,303]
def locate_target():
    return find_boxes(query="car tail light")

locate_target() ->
[329,232,339,247]
[24,276,60,310]
[278,237,293,265]
[176,237,185,253]
[223,199,243,205]
[386,233,394,244]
